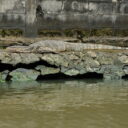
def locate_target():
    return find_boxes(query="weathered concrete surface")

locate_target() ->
[0,0,25,28]
[36,0,128,30]
[0,40,128,82]
[1,0,128,36]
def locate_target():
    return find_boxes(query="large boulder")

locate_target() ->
[0,40,127,81]
[100,65,125,80]
[0,52,41,65]
[41,54,69,67]
[10,68,40,81]
[97,53,114,65]
[123,66,128,75]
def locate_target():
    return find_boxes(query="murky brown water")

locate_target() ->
[0,79,128,128]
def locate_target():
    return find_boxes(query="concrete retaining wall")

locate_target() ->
[0,0,25,28]
[0,0,128,36]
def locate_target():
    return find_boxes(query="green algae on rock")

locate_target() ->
[9,68,40,82]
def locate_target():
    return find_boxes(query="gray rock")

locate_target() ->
[123,66,128,74]
[63,69,80,76]
[101,65,125,80]
[10,68,40,81]
[36,65,60,75]
[0,52,41,65]
[0,70,9,82]
[20,53,41,64]
[97,54,114,65]
[41,54,69,67]
[118,55,128,64]
[103,73,123,80]
[0,40,127,81]
[6,46,29,53]
[2,53,21,65]
[87,51,97,59]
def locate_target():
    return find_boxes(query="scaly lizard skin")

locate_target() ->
[5,40,128,53]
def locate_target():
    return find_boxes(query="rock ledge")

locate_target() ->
[0,40,127,82]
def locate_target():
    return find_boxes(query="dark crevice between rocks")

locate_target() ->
[6,75,12,82]
[0,60,58,81]
[0,60,57,72]
[122,75,128,80]
[0,62,13,72]
[15,60,57,69]
[37,72,104,81]
[37,74,66,81]
[75,72,103,79]
[0,62,103,81]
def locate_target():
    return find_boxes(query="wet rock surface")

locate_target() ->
[0,40,128,81]
[9,68,40,82]
[36,65,60,75]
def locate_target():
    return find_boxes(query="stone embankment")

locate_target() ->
[0,40,128,82]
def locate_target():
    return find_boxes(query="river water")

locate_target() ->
[0,79,128,128]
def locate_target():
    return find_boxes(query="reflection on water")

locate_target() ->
[0,79,128,128]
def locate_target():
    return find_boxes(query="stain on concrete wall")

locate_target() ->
[37,0,128,30]
[0,0,128,36]
[0,0,25,28]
